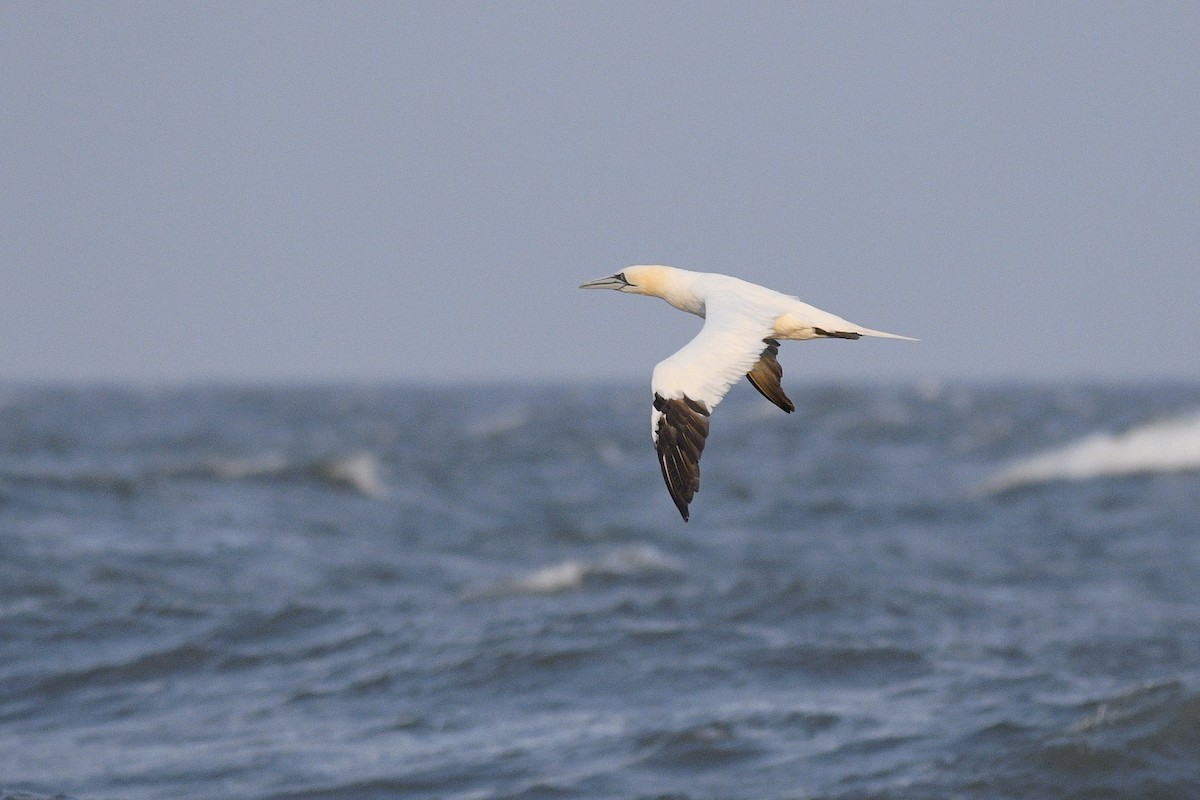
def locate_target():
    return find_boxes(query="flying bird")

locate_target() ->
[580,265,914,521]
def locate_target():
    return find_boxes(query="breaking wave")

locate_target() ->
[178,452,389,499]
[466,544,684,598]
[984,411,1200,493]
[1,452,389,499]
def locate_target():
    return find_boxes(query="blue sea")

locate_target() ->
[3,382,1200,800]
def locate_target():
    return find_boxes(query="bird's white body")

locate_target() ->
[638,268,908,415]
[581,265,913,520]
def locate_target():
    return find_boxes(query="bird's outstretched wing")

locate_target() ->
[651,392,710,521]
[745,338,795,413]
[650,306,777,520]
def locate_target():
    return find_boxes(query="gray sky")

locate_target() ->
[3,3,1197,384]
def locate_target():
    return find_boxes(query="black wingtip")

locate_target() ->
[663,462,692,521]
[654,393,709,522]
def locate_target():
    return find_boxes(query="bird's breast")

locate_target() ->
[666,296,705,317]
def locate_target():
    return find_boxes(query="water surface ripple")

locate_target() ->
[2,383,1199,799]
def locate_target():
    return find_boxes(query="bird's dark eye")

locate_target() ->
[617,272,629,285]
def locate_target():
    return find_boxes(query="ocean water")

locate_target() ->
[2,382,1200,800]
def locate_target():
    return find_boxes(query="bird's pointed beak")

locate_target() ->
[579,274,629,290]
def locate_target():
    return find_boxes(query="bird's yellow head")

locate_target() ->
[579,265,672,298]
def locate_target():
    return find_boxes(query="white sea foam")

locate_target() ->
[510,560,590,594]
[312,453,389,499]
[984,411,1200,493]
[468,545,684,598]
[180,452,389,499]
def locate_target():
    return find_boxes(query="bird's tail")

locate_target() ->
[854,326,918,341]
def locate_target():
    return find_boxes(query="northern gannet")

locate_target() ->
[580,265,914,521]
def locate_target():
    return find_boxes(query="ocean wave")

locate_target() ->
[1,790,80,800]
[34,641,215,696]
[465,544,684,598]
[1064,680,1200,752]
[1019,681,1200,792]
[1,452,389,499]
[172,452,390,499]
[745,642,931,685]
[983,411,1200,493]
[0,467,141,497]
[633,720,763,769]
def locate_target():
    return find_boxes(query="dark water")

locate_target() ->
[2,382,1200,800]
